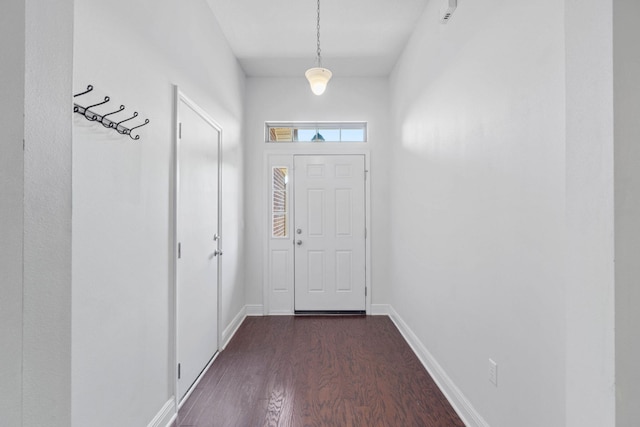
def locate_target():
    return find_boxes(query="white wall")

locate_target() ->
[389,1,566,425]
[1,2,74,425]
[614,0,640,425]
[565,0,616,426]
[72,1,245,425]
[243,77,391,310]
[0,1,25,425]
[24,0,75,426]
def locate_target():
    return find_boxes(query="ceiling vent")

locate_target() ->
[440,0,457,24]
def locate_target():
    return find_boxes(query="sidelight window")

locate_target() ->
[272,167,289,238]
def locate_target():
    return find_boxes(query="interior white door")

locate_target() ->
[294,155,366,312]
[176,97,220,401]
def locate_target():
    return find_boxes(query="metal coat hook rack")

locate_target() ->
[73,85,150,140]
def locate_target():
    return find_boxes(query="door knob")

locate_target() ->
[296,240,303,246]
[213,249,223,256]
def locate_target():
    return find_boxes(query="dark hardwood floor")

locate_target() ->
[173,316,465,427]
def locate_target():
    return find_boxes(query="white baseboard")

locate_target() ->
[370,304,390,315]
[147,398,175,427]
[387,305,489,427]
[245,304,264,316]
[221,304,265,350]
[221,306,247,350]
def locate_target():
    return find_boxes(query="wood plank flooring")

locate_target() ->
[173,316,465,427]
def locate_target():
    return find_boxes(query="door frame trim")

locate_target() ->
[262,145,372,315]
[171,86,223,410]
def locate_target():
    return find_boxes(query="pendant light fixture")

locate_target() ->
[305,0,332,95]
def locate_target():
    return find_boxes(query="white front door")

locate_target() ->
[176,96,221,401]
[294,155,366,312]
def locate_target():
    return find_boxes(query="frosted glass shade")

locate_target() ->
[305,67,332,95]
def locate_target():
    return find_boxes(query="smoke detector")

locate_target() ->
[440,0,457,23]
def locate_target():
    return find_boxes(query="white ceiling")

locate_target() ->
[205,0,430,77]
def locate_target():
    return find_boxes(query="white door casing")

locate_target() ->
[294,155,366,312]
[174,90,222,403]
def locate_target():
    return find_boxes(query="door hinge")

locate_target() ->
[364,169,369,180]
[365,287,367,297]
[178,122,182,139]
[178,363,181,379]
[365,227,367,239]
[178,242,181,259]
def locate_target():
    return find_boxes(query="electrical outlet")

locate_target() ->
[489,359,498,386]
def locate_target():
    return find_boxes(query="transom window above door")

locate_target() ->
[265,122,367,143]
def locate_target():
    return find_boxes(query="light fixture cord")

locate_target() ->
[316,0,322,67]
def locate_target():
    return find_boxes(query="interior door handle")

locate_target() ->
[296,240,303,246]
[213,249,223,256]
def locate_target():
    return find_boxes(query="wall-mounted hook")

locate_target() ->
[128,119,150,140]
[73,84,149,141]
[74,85,94,98]
[115,112,138,134]
[74,85,94,114]
[100,105,125,128]
[84,96,110,121]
